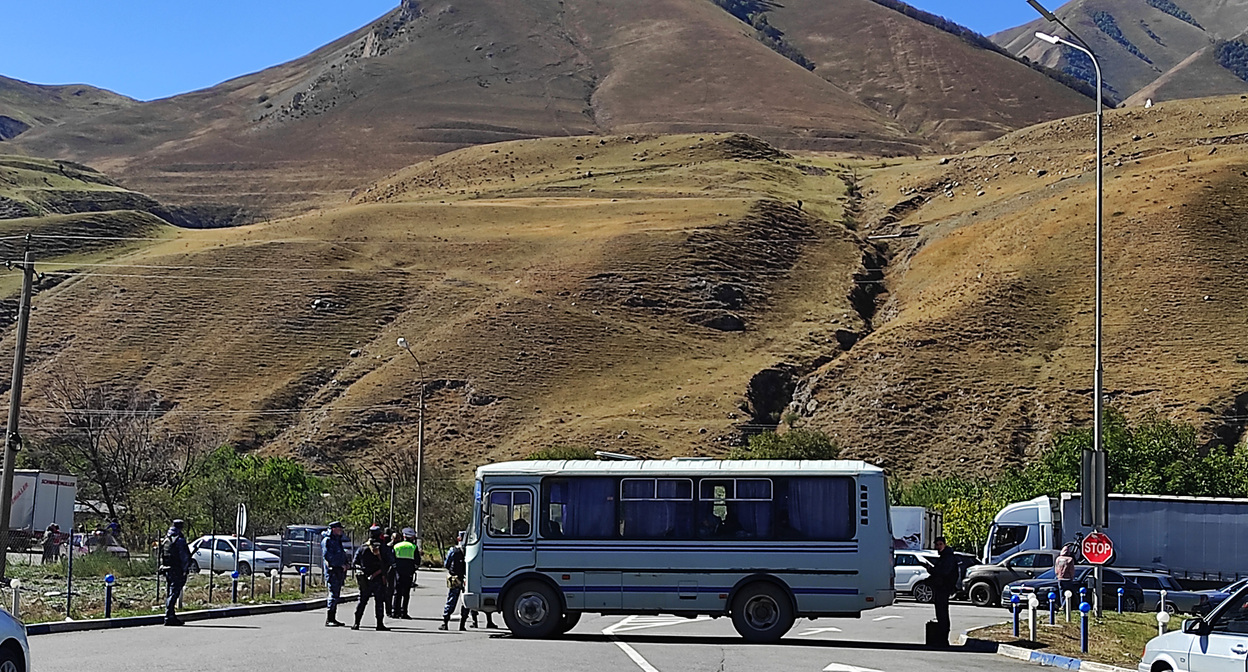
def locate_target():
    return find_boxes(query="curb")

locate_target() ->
[958,626,1135,672]
[26,593,360,635]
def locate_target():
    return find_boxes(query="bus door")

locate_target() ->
[482,487,536,578]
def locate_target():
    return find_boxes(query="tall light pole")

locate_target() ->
[1030,0,1108,617]
[396,338,426,550]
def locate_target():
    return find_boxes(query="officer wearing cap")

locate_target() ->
[351,525,393,631]
[322,521,349,627]
[391,528,418,619]
[161,519,191,626]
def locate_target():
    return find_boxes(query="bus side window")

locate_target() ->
[541,477,616,539]
[487,490,533,537]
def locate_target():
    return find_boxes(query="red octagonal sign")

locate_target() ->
[1082,531,1114,565]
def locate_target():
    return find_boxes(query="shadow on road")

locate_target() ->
[558,633,999,653]
[185,624,262,630]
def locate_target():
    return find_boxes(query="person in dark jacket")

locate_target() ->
[440,531,496,630]
[920,536,960,637]
[39,523,60,564]
[352,526,392,631]
[160,519,192,626]
[321,521,350,626]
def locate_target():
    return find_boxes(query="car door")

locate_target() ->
[1005,552,1036,582]
[1190,591,1248,672]
[893,552,920,591]
[215,538,236,571]
[1027,553,1054,579]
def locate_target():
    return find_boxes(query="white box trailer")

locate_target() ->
[7,470,77,535]
[891,505,942,550]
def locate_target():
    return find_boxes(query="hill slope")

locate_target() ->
[993,0,1248,104]
[0,76,136,141]
[6,0,1093,219]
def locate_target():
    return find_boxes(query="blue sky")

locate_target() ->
[1,1,1044,102]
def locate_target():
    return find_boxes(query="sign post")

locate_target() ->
[1082,531,1114,618]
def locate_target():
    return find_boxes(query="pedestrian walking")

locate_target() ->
[322,521,350,627]
[919,536,958,647]
[39,523,60,564]
[351,525,392,631]
[158,519,192,626]
[391,528,418,619]
[1055,543,1077,607]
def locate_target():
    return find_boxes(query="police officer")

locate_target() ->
[352,525,393,631]
[440,531,496,630]
[160,519,192,627]
[391,528,418,619]
[321,521,349,627]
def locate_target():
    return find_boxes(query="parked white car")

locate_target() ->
[0,604,30,672]
[1139,583,1248,672]
[188,535,282,576]
[894,550,938,603]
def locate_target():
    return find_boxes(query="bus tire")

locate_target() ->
[730,582,794,643]
[502,580,563,639]
[558,611,582,635]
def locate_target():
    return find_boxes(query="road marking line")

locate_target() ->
[823,664,885,672]
[872,615,902,622]
[604,617,661,672]
[796,626,843,636]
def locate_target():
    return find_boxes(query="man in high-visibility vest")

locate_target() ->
[391,528,419,619]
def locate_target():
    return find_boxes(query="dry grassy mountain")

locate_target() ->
[993,0,1248,104]
[5,0,1091,220]
[0,76,136,141]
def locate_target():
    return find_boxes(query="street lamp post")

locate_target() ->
[396,338,426,551]
[1029,0,1107,617]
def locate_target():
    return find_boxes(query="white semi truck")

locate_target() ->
[984,493,1248,580]
[6,470,77,548]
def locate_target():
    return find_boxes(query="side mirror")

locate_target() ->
[1182,619,1207,635]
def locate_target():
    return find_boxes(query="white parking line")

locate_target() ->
[796,626,843,636]
[604,616,661,672]
[872,615,902,622]
[823,664,885,672]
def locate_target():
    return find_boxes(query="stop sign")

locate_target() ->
[1082,531,1114,565]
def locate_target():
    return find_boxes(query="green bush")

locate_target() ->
[729,429,840,460]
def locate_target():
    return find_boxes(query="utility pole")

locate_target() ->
[0,248,36,579]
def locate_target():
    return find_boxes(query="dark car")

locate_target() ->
[964,549,1061,607]
[1195,578,1248,616]
[1001,566,1145,612]
[952,551,980,599]
[255,524,354,569]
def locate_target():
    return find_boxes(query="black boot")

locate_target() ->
[326,605,344,627]
[439,618,449,631]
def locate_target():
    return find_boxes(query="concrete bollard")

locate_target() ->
[1011,594,1021,637]
[104,574,116,618]
[1080,602,1091,653]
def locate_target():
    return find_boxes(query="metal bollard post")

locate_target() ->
[10,580,20,619]
[1117,587,1123,614]
[104,574,115,619]
[1064,590,1072,623]
[231,571,239,604]
[299,566,307,594]
[1156,610,1170,637]
[270,571,278,599]
[1027,594,1039,641]
[1080,602,1091,653]
[1159,589,1167,616]
[1048,591,1057,625]
[1011,594,1021,637]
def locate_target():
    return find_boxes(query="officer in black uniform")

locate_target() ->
[351,525,393,631]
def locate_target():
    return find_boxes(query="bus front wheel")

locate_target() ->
[502,580,563,639]
[558,611,582,635]
[731,582,795,643]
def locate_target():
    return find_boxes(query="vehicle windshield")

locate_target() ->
[1221,579,1248,593]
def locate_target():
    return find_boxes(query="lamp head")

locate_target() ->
[1035,31,1062,44]
[1028,0,1058,22]
[397,337,409,350]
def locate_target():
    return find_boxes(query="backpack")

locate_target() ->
[159,535,177,568]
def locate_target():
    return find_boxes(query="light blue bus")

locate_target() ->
[462,459,895,641]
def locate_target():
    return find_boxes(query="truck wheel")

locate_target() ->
[912,581,934,604]
[731,582,795,643]
[502,580,563,639]
[969,582,997,607]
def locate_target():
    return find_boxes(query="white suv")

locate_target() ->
[894,550,938,603]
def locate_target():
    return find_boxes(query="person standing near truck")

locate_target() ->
[322,521,349,627]
[391,528,418,619]
[919,536,959,645]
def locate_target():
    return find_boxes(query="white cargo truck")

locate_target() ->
[6,470,77,547]
[891,505,942,550]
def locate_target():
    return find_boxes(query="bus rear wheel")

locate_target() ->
[502,580,563,639]
[731,582,794,643]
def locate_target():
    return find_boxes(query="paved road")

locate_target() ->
[30,570,1027,672]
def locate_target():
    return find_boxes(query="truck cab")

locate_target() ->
[982,496,1054,564]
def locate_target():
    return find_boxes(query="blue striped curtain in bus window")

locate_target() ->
[562,478,616,539]
[734,479,772,538]
[787,478,853,540]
